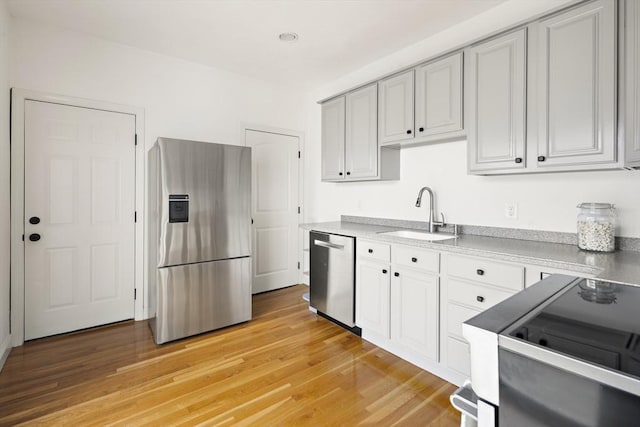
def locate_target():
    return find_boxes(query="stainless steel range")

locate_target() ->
[147,138,252,344]
[463,274,640,427]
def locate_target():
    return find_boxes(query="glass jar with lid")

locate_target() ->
[577,203,616,252]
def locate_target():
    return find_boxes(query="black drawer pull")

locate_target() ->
[346,171,351,175]
[476,269,485,276]
[368,249,373,254]
[515,157,523,164]
[411,257,417,263]
[394,272,400,277]
[418,127,424,132]
[538,155,546,162]
[339,172,343,176]
[477,296,485,303]
[29,233,41,242]
[382,269,387,274]
[406,129,412,134]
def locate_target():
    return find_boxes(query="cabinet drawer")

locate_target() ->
[357,240,390,262]
[447,336,471,376]
[447,302,481,339]
[448,254,524,291]
[448,278,515,311]
[392,244,439,272]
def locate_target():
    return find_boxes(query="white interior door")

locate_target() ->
[24,100,136,340]
[245,129,299,294]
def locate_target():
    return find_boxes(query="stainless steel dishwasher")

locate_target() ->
[309,231,356,328]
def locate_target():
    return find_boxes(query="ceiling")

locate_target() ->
[7,0,510,90]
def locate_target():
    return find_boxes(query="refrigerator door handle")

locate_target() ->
[313,240,344,250]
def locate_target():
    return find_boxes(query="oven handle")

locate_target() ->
[313,240,344,250]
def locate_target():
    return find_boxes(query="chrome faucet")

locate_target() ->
[415,186,445,233]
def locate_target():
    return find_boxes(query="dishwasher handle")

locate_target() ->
[313,239,345,250]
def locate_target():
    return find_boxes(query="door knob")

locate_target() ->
[29,216,41,225]
[29,233,41,242]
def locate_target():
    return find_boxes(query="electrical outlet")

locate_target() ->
[505,203,518,219]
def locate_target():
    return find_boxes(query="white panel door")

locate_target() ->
[391,268,439,361]
[345,83,378,179]
[246,130,299,294]
[536,0,616,167]
[379,70,415,144]
[321,97,345,180]
[415,52,463,137]
[24,100,136,340]
[467,29,527,172]
[355,259,390,338]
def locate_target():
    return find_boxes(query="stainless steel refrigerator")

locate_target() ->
[147,137,252,344]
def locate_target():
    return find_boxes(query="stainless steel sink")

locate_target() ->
[378,230,457,241]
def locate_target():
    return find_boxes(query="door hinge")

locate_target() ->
[134,211,137,222]
[135,134,138,146]
[297,261,300,270]
[298,206,301,214]
[22,234,24,241]
[298,151,301,159]
[134,288,137,300]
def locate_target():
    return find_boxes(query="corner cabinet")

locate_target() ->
[535,0,617,168]
[321,84,399,182]
[626,0,640,167]
[379,52,464,146]
[467,29,527,173]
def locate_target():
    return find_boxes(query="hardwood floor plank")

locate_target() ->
[0,285,460,426]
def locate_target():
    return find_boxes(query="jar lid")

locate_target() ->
[577,202,616,209]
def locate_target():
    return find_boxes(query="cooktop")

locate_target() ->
[506,278,640,377]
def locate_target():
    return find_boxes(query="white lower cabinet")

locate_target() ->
[356,258,390,337]
[391,267,439,361]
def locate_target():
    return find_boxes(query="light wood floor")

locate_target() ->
[0,285,460,426]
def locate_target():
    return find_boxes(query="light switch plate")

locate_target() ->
[505,203,518,219]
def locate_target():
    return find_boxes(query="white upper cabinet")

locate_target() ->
[378,70,415,144]
[535,0,617,168]
[415,52,463,138]
[626,0,640,167]
[321,96,345,180]
[467,29,527,172]
[345,84,378,179]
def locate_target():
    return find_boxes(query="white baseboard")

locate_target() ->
[0,333,12,373]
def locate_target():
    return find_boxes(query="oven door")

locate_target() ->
[499,345,640,427]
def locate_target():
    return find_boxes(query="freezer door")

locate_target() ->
[156,138,251,267]
[151,257,251,344]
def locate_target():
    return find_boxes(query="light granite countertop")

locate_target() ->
[301,220,640,286]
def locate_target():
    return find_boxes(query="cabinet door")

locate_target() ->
[415,52,463,138]
[321,96,345,180]
[536,0,616,167]
[378,70,415,144]
[356,259,390,338]
[345,84,378,179]
[467,29,527,172]
[391,268,439,361]
[626,0,640,166]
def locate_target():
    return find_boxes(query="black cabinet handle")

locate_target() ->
[368,249,373,254]
[538,155,546,162]
[418,127,424,132]
[338,172,343,176]
[477,296,485,303]
[382,269,387,274]
[411,257,417,263]
[29,216,41,225]
[406,129,412,134]
[29,233,41,242]
[346,172,351,176]
[476,269,485,276]
[515,157,523,164]
[394,272,400,277]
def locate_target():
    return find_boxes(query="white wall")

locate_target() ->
[304,0,640,238]
[0,0,11,361]
[10,18,308,150]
